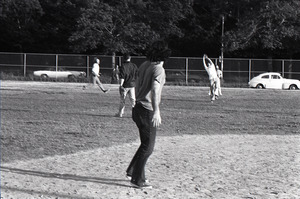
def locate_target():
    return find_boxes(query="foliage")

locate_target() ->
[224,0,300,57]
[0,0,43,52]
[37,0,88,53]
[69,0,157,54]
[1,0,300,58]
[69,0,191,55]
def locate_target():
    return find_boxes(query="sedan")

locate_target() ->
[248,72,300,90]
[33,68,86,79]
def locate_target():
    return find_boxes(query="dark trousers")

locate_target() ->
[126,103,156,185]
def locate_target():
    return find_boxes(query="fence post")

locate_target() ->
[23,53,27,77]
[87,56,90,82]
[87,55,89,76]
[118,56,122,66]
[248,59,252,82]
[55,54,58,79]
[185,58,189,85]
[282,60,284,77]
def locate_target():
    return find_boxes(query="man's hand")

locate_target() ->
[119,85,125,94]
[152,110,161,127]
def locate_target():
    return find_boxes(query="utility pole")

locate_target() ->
[221,15,225,73]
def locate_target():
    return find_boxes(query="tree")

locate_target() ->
[38,0,87,53]
[224,0,300,58]
[0,0,43,52]
[173,0,237,57]
[69,0,154,54]
[69,0,192,55]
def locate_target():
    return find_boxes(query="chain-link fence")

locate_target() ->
[0,52,299,86]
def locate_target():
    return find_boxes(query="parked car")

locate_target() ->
[248,72,300,90]
[33,68,86,79]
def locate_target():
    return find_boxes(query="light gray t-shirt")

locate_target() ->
[135,61,166,111]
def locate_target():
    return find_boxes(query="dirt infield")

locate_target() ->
[1,135,300,199]
[1,81,300,199]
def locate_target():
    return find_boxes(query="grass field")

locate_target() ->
[1,81,299,163]
[1,81,300,198]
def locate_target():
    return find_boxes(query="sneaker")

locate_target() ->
[126,174,132,180]
[103,89,110,93]
[115,113,123,118]
[126,174,148,183]
[211,96,215,101]
[130,182,152,189]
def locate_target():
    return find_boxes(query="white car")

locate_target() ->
[33,68,86,79]
[248,72,300,90]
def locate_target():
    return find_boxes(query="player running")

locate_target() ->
[92,58,109,93]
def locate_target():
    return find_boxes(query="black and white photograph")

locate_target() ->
[0,0,300,198]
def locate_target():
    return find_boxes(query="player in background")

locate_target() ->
[203,54,218,101]
[92,57,109,93]
[115,53,138,117]
[215,63,223,98]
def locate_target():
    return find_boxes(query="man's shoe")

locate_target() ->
[126,174,148,183]
[115,113,123,117]
[130,182,152,189]
[103,89,110,93]
[126,174,132,180]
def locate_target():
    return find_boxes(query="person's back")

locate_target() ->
[135,61,165,111]
[120,61,138,88]
[127,40,171,189]
[115,53,138,117]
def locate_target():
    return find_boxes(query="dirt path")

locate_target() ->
[1,134,300,199]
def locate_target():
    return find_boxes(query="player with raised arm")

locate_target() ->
[203,54,218,101]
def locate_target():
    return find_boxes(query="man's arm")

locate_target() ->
[118,65,125,86]
[203,55,208,70]
[151,80,162,127]
[119,78,125,87]
[206,56,214,66]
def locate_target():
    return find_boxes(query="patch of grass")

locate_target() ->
[1,72,249,87]
[1,82,299,163]
[0,72,114,84]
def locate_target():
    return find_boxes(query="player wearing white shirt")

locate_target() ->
[215,64,223,97]
[203,54,218,101]
[92,58,109,93]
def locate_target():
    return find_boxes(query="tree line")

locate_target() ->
[1,0,299,59]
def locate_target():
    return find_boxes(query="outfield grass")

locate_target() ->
[1,81,299,163]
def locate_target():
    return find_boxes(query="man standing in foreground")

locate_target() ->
[115,53,138,117]
[126,40,171,189]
